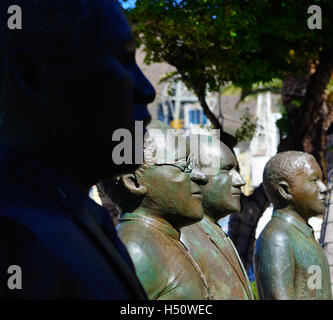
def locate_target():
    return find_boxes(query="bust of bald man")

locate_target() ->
[99,121,212,300]
[180,135,254,300]
[255,151,332,300]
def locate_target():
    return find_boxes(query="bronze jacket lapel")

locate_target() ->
[200,217,253,299]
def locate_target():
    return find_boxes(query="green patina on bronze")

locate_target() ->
[110,120,211,299]
[255,151,332,300]
[181,135,254,300]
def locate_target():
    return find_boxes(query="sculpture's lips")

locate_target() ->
[319,197,326,202]
[192,191,202,199]
[232,188,241,196]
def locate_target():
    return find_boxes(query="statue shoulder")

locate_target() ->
[256,218,291,252]
[117,220,173,300]
[117,220,167,267]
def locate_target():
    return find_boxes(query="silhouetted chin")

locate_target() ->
[44,137,140,190]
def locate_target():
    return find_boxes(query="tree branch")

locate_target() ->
[278,49,333,152]
[196,88,237,149]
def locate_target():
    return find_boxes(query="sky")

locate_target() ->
[120,0,137,9]
[120,0,187,9]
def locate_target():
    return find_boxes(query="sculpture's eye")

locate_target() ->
[220,164,233,174]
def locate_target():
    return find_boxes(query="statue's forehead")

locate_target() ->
[192,136,236,169]
[88,0,134,51]
[303,157,322,176]
[147,129,188,164]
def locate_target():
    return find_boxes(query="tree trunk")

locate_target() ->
[195,87,237,150]
[320,125,333,294]
[320,85,333,293]
[279,49,333,153]
[228,183,270,270]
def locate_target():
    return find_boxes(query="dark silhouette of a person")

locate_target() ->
[0,0,155,299]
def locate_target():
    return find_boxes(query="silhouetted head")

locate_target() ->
[98,120,208,229]
[190,134,245,222]
[263,151,327,221]
[0,0,155,188]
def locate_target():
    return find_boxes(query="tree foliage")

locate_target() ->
[126,0,329,86]
[123,0,333,149]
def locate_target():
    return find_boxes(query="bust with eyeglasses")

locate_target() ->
[98,120,211,299]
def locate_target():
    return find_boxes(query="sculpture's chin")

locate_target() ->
[306,205,325,220]
[312,207,325,217]
[191,207,205,221]
[229,199,241,214]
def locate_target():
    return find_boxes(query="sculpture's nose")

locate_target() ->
[134,64,156,104]
[232,170,246,188]
[318,180,327,193]
[190,166,208,186]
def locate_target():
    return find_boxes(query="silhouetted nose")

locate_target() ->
[232,170,246,188]
[132,67,156,124]
[134,65,156,104]
[190,166,208,185]
[142,82,156,104]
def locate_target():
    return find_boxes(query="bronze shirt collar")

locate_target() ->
[273,210,314,238]
[119,212,180,240]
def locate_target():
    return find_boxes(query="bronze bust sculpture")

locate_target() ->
[99,121,212,299]
[255,151,332,300]
[180,135,254,299]
[0,0,154,299]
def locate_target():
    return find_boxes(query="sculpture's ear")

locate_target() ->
[121,173,147,196]
[277,181,292,201]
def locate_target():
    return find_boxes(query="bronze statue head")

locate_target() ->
[0,0,155,187]
[100,121,208,229]
[263,151,327,221]
[190,134,245,222]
